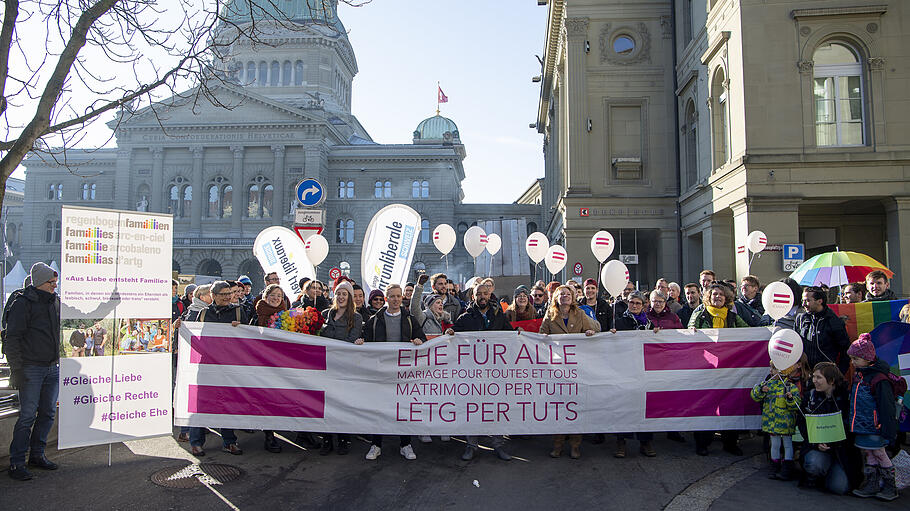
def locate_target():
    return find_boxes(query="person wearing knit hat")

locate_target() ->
[334,281,354,301]
[847,332,900,500]
[6,262,61,480]
[367,289,385,316]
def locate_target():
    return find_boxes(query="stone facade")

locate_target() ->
[19,4,542,293]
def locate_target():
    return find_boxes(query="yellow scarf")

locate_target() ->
[705,305,728,328]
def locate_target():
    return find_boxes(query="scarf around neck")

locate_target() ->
[255,299,287,327]
[704,305,728,328]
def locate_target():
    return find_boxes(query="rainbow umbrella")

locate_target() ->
[789,250,892,287]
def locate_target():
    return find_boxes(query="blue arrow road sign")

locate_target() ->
[295,178,324,207]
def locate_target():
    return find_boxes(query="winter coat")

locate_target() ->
[439,292,463,322]
[733,298,764,327]
[798,384,861,489]
[539,308,600,335]
[577,297,613,331]
[3,286,60,367]
[320,309,364,343]
[863,289,897,302]
[751,375,802,435]
[191,303,250,325]
[677,303,696,327]
[293,294,330,312]
[362,306,427,343]
[452,303,514,332]
[410,284,450,335]
[848,358,897,440]
[743,294,765,315]
[795,306,851,372]
[646,307,683,329]
[614,309,653,331]
[687,305,749,329]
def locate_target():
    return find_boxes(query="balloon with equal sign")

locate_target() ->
[545,245,568,274]
[762,281,794,320]
[747,230,768,253]
[768,328,803,371]
[590,230,615,262]
[464,226,488,258]
[525,232,549,264]
[432,224,456,255]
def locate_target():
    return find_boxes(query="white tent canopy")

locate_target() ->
[3,261,27,290]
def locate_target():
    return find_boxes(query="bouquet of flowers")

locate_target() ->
[267,306,324,335]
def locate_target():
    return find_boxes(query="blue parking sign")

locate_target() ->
[782,243,804,271]
[295,178,324,207]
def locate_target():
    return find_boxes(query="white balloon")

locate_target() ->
[432,224,456,255]
[768,328,804,371]
[747,230,768,253]
[464,226,488,258]
[590,230,615,263]
[304,234,329,267]
[465,276,481,290]
[762,281,795,321]
[486,233,502,256]
[545,245,568,274]
[600,260,630,297]
[525,232,549,263]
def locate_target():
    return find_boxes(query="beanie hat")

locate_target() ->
[30,262,57,287]
[184,284,198,297]
[237,275,252,286]
[423,293,444,309]
[584,278,597,288]
[368,289,384,303]
[847,333,876,362]
[513,286,530,298]
[334,281,354,300]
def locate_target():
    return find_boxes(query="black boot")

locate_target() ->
[295,432,321,449]
[853,465,881,498]
[319,435,334,455]
[263,432,282,453]
[337,437,350,455]
[777,460,795,481]
[768,460,781,479]
[876,466,899,501]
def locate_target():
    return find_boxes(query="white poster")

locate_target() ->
[253,226,315,301]
[57,353,173,449]
[360,204,421,294]
[60,206,172,320]
[175,323,772,434]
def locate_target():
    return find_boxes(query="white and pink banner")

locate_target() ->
[174,323,776,434]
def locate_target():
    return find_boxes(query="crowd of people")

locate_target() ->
[1,260,906,501]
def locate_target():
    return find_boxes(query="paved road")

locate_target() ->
[0,430,903,510]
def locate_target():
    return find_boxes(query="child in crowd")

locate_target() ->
[751,361,802,480]
[846,333,900,501]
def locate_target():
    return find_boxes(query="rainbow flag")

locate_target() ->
[829,299,908,341]
[868,322,910,432]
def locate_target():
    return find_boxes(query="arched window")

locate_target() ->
[421,180,429,198]
[45,220,53,243]
[57,183,63,200]
[262,184,273,217]
[814,41,864,147]
[168,185,179,216]
[339,180,354,198]
[182,185,192,216]
[197,259,223,277]
[685,99,698,188]
[526,222,537,236]
[222,185,233,218]
[82,183,90,200]
[457,222,468,236]
[294,61,304,86]
[247,184,260,218]
[345,219,354,244]
[246,61,256,85]
[136,184,150,210]
[420,219,429,243]
[282,61,291,86]
[383,181,391,198]
[90,183,96,200]
[710,67,730,169]
[54,220,61,243]
[247,176,271,218]
[207,185,219,217]
[337,219,355,244]
[374,181,382,198]
[412,180,420,198]
[258,61,267,86]
[270,61,279,86]
[8,224,16,246]
[47,184,55,200]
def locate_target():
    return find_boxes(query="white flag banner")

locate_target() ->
[253,226,315,301]
[174,323,774,434]
[360,204,421,295]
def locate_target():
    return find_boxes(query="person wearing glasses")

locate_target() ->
[253,272,290,310]
[531,285,548,317]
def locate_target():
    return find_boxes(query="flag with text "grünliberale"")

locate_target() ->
[174,323,776,434]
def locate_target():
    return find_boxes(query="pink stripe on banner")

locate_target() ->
[190,336,326,370]
[645,388,761,418]
[643,341,769,371]
[188,385,325,418]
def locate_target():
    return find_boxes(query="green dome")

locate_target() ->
[413,115,460,141]
[221,0,345,32]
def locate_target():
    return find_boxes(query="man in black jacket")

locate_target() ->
[5,263,61,481]
[863,270,898,302]
[448,284,514,461]
[184,280,249,456]
[796,287,851,372]
[361,284,425,461]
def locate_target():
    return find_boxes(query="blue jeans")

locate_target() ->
[803,450,849,495]
[9,364,59,466]
[189,427,237,448]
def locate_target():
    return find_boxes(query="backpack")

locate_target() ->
[870,371,909,403]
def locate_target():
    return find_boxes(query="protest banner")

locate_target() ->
[58,205,174,449]
[254,226,316,301]
[360,204,421,295]
[175,324,773,434]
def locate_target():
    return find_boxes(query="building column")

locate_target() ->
[730,198,800,284]
[114,148,132,211]
[271,145,286,223]
[150,147,164,213]
[885,197,910,294]
[564,17,590,195]
[230,145,244,234]
[190,145,204,235]
[658,228,680,283]
[702,212,733,280]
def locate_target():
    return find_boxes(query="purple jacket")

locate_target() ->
[646,307,683,329]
